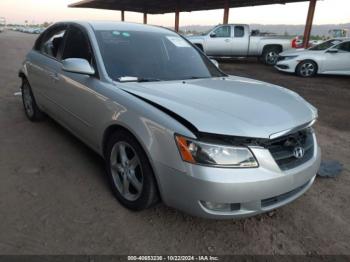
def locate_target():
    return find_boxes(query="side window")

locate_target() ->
[62,26,93,65]
[335,42,350,52]
[213,26,231,38]
[234,26,245,37]
[40,27,67,59]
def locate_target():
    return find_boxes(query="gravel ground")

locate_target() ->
[0,30,349,255]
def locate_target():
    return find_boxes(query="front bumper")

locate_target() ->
[275,60,299,73]
[155,134,321,219]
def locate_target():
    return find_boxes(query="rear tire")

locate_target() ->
[105,130,159,211]
[296,60,317,77]
[262,46,281,65]
[21,79,44,121]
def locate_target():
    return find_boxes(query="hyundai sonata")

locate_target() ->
[19,21,321,218]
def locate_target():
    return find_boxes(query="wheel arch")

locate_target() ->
[101,123,165,200]
[18,71,26,79]
[18,70,29,85]
[102,124,134,158]
[18,64,31,86]
[296,59,319,74]
[262,44,283,54]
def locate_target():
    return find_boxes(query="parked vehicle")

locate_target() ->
[276,38,350,77]
[19,21,320,219]
[14,26,44,34]
[328,29,349,38]
[0,17,6,33]
[187,24,292,65]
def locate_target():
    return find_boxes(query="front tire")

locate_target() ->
[105,130,159,211]
[296,60,317,77]
[262,46,281,65]
[21,79,44,121]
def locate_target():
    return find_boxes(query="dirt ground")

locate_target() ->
[0,30,349,255]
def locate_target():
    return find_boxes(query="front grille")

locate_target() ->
[266,129,314,171]
[277,56,286,62]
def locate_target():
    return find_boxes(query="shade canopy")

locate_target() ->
[69,0,309,14]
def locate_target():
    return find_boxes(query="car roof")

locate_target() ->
[57,20,174,34]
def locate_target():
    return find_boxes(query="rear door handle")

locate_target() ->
[225,39,231,43]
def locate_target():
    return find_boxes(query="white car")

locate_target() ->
[275,38,350,77]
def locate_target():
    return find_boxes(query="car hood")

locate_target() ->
[280,48,321,56]
[119,76,317,139]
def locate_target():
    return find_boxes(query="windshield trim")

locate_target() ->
[94,27,227,82]
[114,76,227,85]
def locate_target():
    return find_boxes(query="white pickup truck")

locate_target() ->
[187,24,292,65]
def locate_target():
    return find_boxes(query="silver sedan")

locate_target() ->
[19,21,321,219]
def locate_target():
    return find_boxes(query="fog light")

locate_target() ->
[201,201,241,212]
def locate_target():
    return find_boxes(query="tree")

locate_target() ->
[42,22,50,28]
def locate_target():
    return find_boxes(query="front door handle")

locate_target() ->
[225,39,231,43]
[49,72,59,82]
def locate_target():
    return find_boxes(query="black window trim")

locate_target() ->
[61,23,100,79]
[93,26,227,81]
[213,25,232,38]
[34,22,100,79]
[334,41,350,52]
[34,22,69,63]
[234,25,245,38]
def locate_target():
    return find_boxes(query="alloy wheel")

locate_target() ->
[266,51,278,65]
[22,83,34,118]
[300,62,316,77]
[109,141,144,201]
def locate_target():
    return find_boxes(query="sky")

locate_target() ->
[0,0,349,26]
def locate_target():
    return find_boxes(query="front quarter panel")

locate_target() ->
[95,83,196,176]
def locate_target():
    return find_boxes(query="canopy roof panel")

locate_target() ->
[69,0,310,14]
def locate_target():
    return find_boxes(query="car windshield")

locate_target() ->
[309,39,343,51]
[201,28,213,36]
[95,29,225,82]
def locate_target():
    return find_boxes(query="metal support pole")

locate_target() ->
[175,7,180,32]
[303,0,317,48]
[143,13,147,24]
[121,10,125,21]
[223,0,229,24]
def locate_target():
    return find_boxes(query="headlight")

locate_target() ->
[175,135,258,168]
[282,55,298,61]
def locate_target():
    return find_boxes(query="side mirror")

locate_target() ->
[210,59,219,68]
[62,58,95,75]
[327,48,339,54]
[210,33,216,38]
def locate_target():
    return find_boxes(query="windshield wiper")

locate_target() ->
[183,76,211,80]
[137,77,162,82]
[118,76,161,83]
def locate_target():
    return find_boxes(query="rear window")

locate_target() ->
[234,26,245,37]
